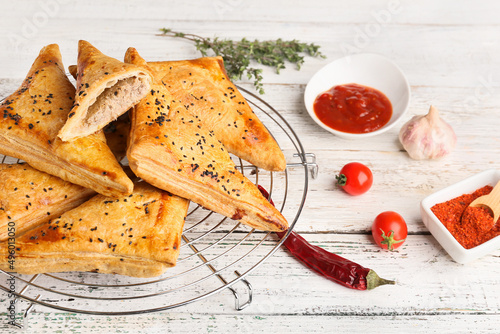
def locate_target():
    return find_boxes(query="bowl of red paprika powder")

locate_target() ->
[420,169,500,264]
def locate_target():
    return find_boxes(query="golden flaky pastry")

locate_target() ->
[0,163,95,242]
[68,64,130,162]
[0,44,133,197]
[125,48,288,232]
[68,57,285,171]
[58,40,152,141]
[0,182,189,277]
[145,56,286,172]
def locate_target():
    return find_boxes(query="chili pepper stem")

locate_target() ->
[366,270,395,290]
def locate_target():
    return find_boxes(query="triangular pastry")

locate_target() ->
[0,44,133,197]
[58,40,152,141]
[0,163,95,241]
[125,48,288,232]
[0,181,189,277]
[68,64,130,162]
[143,56,286,171]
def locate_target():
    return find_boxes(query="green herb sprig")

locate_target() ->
[158,28,324,94]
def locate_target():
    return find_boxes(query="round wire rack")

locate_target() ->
[0,85,318,326]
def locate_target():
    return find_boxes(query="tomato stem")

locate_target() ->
[380,229,405,251]
[336,174,347,187]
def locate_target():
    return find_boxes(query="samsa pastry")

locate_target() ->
[0,44,133,197]
[68,63,130,162]
[147,56,286,171]
[0,182,189,278]
[0,163,95,241]
[58,40,152,141]
[125,48,288,232]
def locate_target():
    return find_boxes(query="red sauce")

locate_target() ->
[313,83,392,134]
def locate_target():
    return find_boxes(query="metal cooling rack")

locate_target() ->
[0,86,318,328]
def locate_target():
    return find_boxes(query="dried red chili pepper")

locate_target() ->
[275,230,395,290]
[258,185,395,290]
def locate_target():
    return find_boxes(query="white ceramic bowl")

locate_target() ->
[420,169,500,264]
[304,53,411,139]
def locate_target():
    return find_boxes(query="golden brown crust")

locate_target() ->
[126,48,288,232]
[0,163,95,241]
[58,40,152,141]
[147,57,286,172]
[70,63,130,162]
[0,181,189,277]
[0,44,133,197]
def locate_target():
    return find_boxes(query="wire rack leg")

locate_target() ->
[230,270,253,311]
[287,153,318,179]
[182,235,253,310]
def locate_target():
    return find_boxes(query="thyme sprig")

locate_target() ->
[158,28,324,94]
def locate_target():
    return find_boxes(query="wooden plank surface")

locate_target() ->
[1,0,500,332]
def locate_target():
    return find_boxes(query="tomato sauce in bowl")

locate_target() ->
[313,83,392,134]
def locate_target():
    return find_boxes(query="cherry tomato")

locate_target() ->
[336,162,373,196]
[372,211,408,251]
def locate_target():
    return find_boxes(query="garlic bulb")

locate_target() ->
[399,106,456,160]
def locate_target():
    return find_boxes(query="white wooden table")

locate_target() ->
[1,0,500,332]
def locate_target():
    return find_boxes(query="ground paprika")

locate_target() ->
[431,185,500,249]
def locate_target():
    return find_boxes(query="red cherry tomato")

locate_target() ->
[372,211,408,251]
[336,162,373,196]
